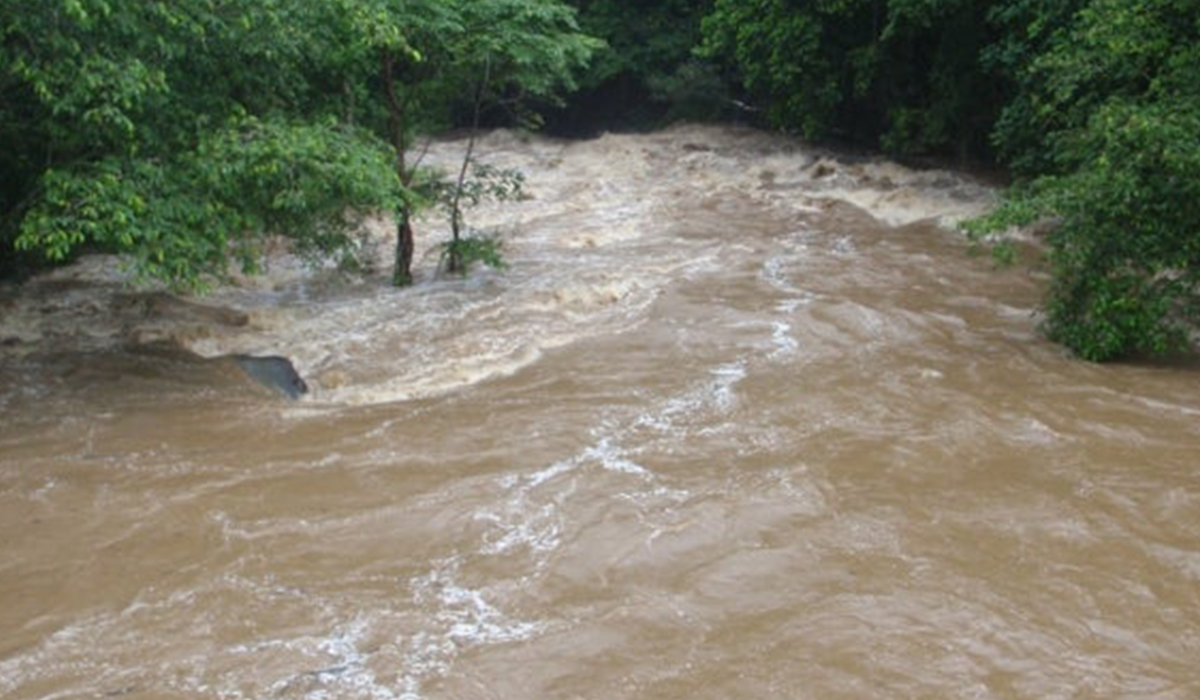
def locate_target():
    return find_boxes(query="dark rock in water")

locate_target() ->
[230,355,308,399]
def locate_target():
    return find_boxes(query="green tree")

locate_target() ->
[3,0,401,288]
[3,0,598,289]
[980,0,1088,173]
[328,0,599,286]
[971,0,1200,360]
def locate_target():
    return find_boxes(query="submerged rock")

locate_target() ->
[229,354,308,399]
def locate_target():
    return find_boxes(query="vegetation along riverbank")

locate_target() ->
[3,0,1197,361]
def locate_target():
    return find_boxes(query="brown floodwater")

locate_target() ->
[2,125,1198,700]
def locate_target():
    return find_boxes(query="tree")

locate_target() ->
[551,0,722,132]
[3,0,598,289]
[3,0,401,289]
[333,0,599,286]
[969,0,1200,360]
[980,0,1089,174]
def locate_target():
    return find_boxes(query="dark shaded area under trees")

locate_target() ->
[3,0,1198,361]
[540,0,732,135]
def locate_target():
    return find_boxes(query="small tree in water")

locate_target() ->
[434,160,525,275]
[433,51,525,276]
[337,0,598,286]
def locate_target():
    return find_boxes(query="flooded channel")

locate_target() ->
[2,124,1198,700]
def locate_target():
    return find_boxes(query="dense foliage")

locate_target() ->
[1,1,403,288]
[699,0,1002,158]
[1,0,596,288]
[970,0,1200,360]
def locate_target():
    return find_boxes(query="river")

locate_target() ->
[2,124,1198,700]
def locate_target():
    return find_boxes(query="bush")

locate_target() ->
[971,0,1200,360]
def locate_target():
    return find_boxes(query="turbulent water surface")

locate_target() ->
[2,125,1199,700]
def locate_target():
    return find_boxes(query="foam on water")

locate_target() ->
[286,352,756,698]
[0,124,998,412]
[26,125,1200,700]
[179,350,760,699]
[394,558,547,699]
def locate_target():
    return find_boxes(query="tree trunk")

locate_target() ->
[393,207,415,287]
[447,55,492,275]
[447,140,470,274]
[382,48,416,287]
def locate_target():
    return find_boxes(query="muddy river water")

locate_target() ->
[2,125,1199,699]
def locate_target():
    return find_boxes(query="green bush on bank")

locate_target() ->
[973,0,1200,360]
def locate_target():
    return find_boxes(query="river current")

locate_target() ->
[2,124,1198,700]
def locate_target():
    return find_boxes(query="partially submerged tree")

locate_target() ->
[339,0,600,285]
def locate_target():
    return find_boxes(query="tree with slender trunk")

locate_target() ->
[340,0,600,286]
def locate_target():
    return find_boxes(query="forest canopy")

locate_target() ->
[3,0,1198,360]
